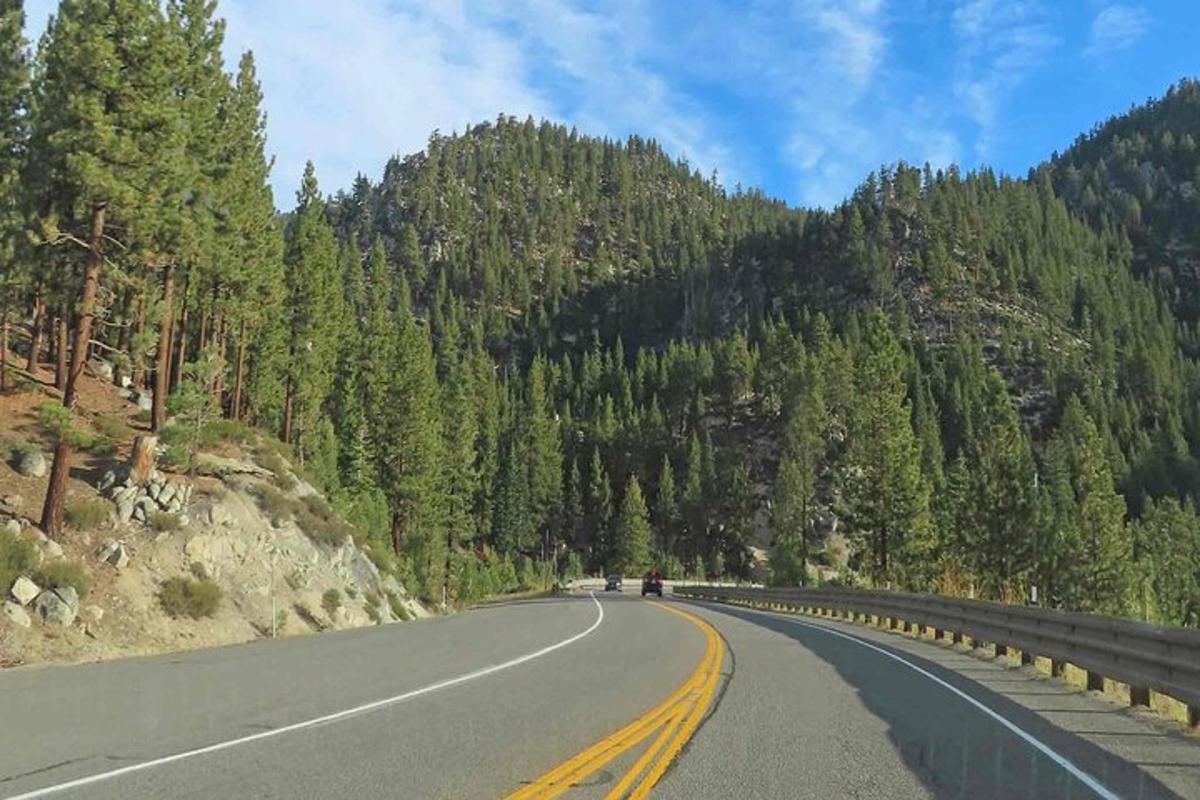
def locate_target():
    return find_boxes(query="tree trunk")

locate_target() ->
[131,297,146,390]
[54,312,67,390]
[213,311,226,409]
[197,309,209,356]
[151,262,174,432]
[26,295,43,374]
[0,310,8,393]
[231,318,247,421]
[129,435,159,485]
[282,374,294,443]
[42,203,106,539]
[171,271,190,392]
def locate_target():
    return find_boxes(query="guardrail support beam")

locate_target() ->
[1051,659,1066,678]
[1129,686,1150,707]
[1086,671,1104,693]
[1020,650,1034,666]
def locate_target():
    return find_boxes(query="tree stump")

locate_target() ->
[130,435,159,485]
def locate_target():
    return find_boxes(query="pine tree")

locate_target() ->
[587,446,613,569]
[32,0,181,537]
[614,475,652,575]
[281,163,342,449]
[525,354,562,540]
[0,0,29,394]
[654,454,679,555]
[842,311,933,587]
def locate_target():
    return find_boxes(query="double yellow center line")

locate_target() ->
[507,602,724,800]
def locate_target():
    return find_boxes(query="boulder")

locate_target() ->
[159,483,177,508]
[9,575,40,606]
[3,601,31,628]
[34,588,77,626]
[56,585,79,612]
[41,539,64,560]
[207,504,230,527]
[132,505,147,523]
[82,604,104,623]
[15,449,46,478]
[116,497,136,525]
[134,393,153,412]
[91,359,114,380]
[1,494,22,509]
[98,540,131,570]
[3,518,20,536]
[148,481,164,502]
[98,470,118,493]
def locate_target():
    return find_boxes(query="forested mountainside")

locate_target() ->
[2,2,1198,626]
[1046,78,1200,321]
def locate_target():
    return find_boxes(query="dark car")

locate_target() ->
[641,571,664,597]
[604,574,623,591]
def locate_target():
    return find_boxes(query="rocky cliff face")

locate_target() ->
[1,437,425,669]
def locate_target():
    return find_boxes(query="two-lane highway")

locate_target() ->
[1,588,1197,798]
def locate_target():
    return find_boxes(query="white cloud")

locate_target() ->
[951,0,1057,159]
[1084,4,1151,58]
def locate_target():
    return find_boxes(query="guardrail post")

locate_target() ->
[1020,650,1034,666]
[1086,671,1104,693]
[952,631,962,645]
[994,644,1007,657]
[1189,705,1199,729]
[1129,686,1150,708]
[1051,659,1066,678]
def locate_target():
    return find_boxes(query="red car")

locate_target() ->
[641,570,664,597]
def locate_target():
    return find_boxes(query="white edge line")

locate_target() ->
[707,601,1120,800]
[4,592,605,800]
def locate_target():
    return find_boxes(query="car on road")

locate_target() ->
[604,574,623,591]
[641,571,663,597]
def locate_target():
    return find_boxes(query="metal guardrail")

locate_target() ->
[673,585,1200,724]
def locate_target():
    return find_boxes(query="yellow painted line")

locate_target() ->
[507,601,724,800]
[627,612,723,799]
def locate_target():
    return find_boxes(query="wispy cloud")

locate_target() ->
[952,0,1058,159]
[1084,4,1151,58]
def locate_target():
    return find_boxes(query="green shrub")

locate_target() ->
[159,575,222,619]
[199,419,254,448]
[321,587,342,618]
[250,483,296,520]
[294,505,355,547]
[293,602,324,631]
[64,498,111,530]
[148,511,181,532]
[93,414,133,442]
[133,409,152,424]
[256,448,296,490]
[160,444,193,472]
[384,589,410,621]
[363,542,398,576]
[364,602,381,624]
[34,560,90,598]
[0,528,39,597]
[189,561,210,580]
[285,569,305,591]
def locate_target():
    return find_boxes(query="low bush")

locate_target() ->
[93,414,133,442]
[148,511,181,532]
[0,528,39,597]
[364,602,381,624]
[384,589,410,622]
[34,560,90,598]
[159,575,222,619]
[189,561,210,580]
[250,483,296,520]
[199,419,254,448]
[321,587,342,618]
[160,444,193,472]
[295,505,355,547]
[133,409,152,424]
[64,497,111,530]
[256,448,296,491]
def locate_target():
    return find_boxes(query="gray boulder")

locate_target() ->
[15,449,46,478]
[117,497,136,525]
[10,575,40,606]
[3,518,19,536]
[34,588,77,626]
[3,601,31,628]
[41,539,64,560]
[1,494,21,509]
[135,392,153,412]
[97,540,131,570]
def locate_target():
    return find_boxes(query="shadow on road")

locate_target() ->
[687,601,1189,800]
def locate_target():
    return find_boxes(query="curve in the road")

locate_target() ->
[3,593,606,800]
[507,600,724,800]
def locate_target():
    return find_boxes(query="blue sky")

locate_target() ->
[22,1,1200,209]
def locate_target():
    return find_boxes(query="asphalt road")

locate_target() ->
[1,590,1197,799]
